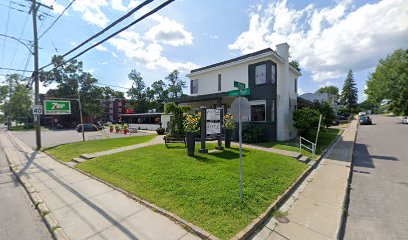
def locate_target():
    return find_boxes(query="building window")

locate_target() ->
[255,64,267,85]
[271,100,275,122]
[295,78,298,94]
[251,104,265,122]
[272,64,276,84]
[218,74,221,91]
[191,79,198,94]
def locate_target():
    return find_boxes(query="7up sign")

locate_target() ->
[44,100,71,115]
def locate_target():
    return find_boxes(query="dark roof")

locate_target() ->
[297,96,314,107]
[191,48,275,73]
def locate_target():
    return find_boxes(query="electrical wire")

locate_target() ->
[38,0,76,40]
[0,0,12,67]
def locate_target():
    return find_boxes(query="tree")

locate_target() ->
[166,70,186,98]
[127,69,149,113]
[151,80,168,101]
[365,49,408,115]
[293,108,320,137]
[316,86,339,96]
[289,60,301,73]
[312,101,336,128]
[164,102,191,137]
[340,70,358,112]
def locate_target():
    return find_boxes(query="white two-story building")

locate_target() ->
[173,43,301,141]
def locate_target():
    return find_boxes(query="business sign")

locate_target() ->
[206,109,220,121]
[206,122,221,135]
[32,105,43,115]
[44,100,71,115]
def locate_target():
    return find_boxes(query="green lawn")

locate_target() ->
[76,144,307,239]
[257,128,343,157]
[45,135,156,162]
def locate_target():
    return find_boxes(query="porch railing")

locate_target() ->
[299,136,316,162]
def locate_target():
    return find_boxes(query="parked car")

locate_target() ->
[359,115,372,125]
[358,112,367,117]
[402,116,408,124]
[76,123,102,132]
[332,119,340,125]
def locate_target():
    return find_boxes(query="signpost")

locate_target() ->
[44,100,71,115]
[229,81,251,201]
[32,105,43,115]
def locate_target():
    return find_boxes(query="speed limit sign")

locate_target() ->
[32,105,43,115]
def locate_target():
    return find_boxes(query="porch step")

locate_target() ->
[80,154,94,160]
[298,155,310,163]
[72,157,87,163]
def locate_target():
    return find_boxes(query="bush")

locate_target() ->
[156,127,165,135]
[243,124,265,143]
[293,108,320,137]
[311,101,336,128]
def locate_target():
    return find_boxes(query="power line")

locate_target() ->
[0,66,33,72]
[9,12,30,67]
[38,0,76,40]
[0,0,12,67]
[61,0,153,59]
[41,0,175,72]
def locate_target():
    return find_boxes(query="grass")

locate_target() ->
[257,128,344,157]
[76,144,307,239]
[9,125,36,131]
[45,135,156,162]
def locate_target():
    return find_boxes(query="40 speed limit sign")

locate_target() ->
[32,105,43,115]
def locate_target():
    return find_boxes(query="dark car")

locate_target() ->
[76,123,102,132]
[359,115,372,125]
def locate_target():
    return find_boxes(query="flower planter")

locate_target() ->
[225,129,232,148]
[109,128,113,133]
[186,132,196,157]
[124,129,128,135]
[115,129,120,133]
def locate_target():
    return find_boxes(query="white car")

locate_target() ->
[402,116,408,124]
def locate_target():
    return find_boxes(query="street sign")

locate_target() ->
[228,88,251,97]
[32,105,43,115]
[44,100,71,115]
[230,97,251,121]
[206,109,220,121]
[234,81,245,89]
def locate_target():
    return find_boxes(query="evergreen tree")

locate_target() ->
[340,70,358,112]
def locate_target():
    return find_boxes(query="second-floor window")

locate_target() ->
[255,64,267,85]
[191,79,198,94]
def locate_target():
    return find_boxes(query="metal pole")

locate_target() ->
[32,0,41,149]
[78,91,85,142]
[199,106,208,153]
[315,114,322,145]
[239,96,243,201]
[7,77,12,130]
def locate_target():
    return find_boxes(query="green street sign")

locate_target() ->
[44,100,71,115]
[228,88,251,97]
[234,81,245,89]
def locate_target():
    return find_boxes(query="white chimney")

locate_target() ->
[276,42,290,62]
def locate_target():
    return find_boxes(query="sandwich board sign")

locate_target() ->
[44,100,71,115]
[205,109,221,135]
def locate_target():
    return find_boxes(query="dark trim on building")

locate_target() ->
[297,96,314,108]
[218,74,221,91]
[191,48,275,73]
[171,92,229,104]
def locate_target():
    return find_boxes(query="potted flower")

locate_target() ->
[115,124,121,133]
[224,113,235,148]
[123,124,129,134]
[109,124,114,133]
[184,113,201,157]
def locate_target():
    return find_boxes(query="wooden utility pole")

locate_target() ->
[30,0,53,149]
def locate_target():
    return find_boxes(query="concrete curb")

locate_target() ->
[3,134,71,240]
[243,127,347,239]
[337,122,358,239]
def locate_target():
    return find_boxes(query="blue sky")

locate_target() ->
[0,0,407,102]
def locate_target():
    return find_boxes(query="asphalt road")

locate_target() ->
[0,139,51,240]
[344,115,408,239]
[10,128,151,149]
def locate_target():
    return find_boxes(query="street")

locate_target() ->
[344,115,408,239]
[0,131,51,240]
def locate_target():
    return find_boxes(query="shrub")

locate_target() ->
[156,127,165,135]
[243,124,265,143]
[293,108,320,137]
[311,101,337,128]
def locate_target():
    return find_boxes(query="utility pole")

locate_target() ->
[29,0,52,149]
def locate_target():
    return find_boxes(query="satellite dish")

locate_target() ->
[230,97,251,122]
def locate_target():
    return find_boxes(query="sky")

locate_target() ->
[0,0,407,102]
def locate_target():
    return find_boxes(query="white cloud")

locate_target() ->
[94,44,108,52]
[41,0,66,14]
[72,0,109,28]
[230,0,408,82]
[145,15,193,46]
[111,0,128,11]
[109,30,198,72]
[70,41,77,46]
[39,82,58,94]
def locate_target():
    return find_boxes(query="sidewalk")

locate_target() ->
[0,131,199,240]
[251,120,357,240]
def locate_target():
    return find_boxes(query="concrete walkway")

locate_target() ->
[0,131,199,240]
[251,120,357,240]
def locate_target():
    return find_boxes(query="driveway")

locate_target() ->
[344,115,408,239]
[10,129,153,149]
